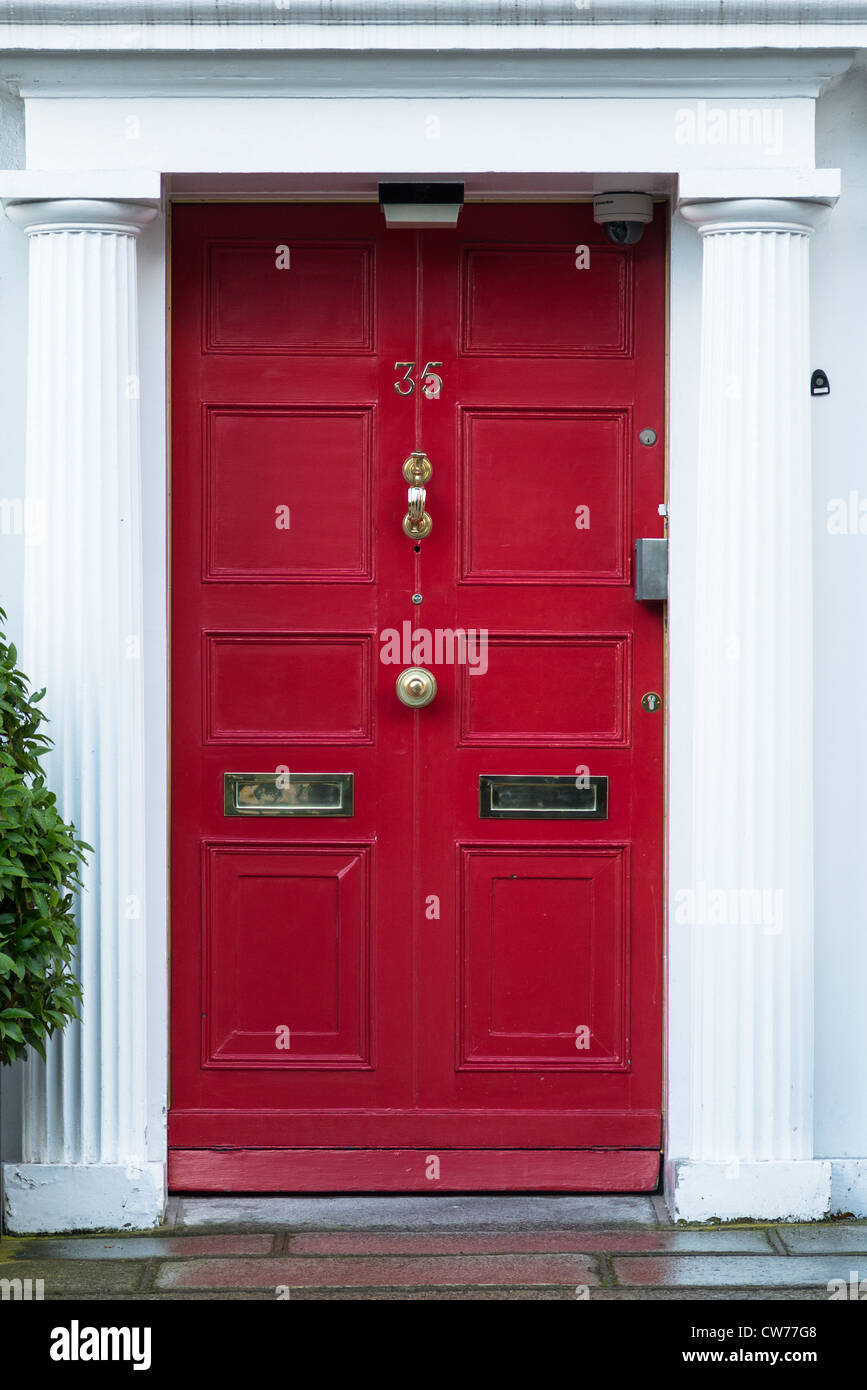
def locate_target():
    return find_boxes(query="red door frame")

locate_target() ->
[167,200,667,1193]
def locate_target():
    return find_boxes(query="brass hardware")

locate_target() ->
[396,666,438,708]
[224,772,354,817]
[402,451,433,484]
[403,484,432,539]
[402,451,433,537]
[478,774,609,820]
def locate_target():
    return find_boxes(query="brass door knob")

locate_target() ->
[396,666,437,708]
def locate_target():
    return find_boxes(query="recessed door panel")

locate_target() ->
[459,409,628,582]
[204,632,374,745]
[461,243,632,356]
[203,842,371,1068]
[206,240,374,353]
[459,845,629,1071]
[459,635,630,746]
[205,406,373,580]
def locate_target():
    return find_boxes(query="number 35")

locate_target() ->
[393,361,443,398]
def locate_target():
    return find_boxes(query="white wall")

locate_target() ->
[137,210,169,1173]
[0,82,26,640]
[664,215,702,1164]
[812,63,867,1161]
[0,84,26,1170]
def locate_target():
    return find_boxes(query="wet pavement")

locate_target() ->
[1,1195,865,1300]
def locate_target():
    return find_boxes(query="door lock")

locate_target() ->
[634,537,668,601]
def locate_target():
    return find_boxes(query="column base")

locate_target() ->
[666,1159,832,1223]
[2,1162,165,1233]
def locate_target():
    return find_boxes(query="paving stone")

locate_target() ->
[288,1287,579,1300]
[0,1260,144,1293]
[178,1194,657,1231]
[614,1255,864,1289]
[275,1287,825,1301]
[155,1253,599,1290]
[46,1291,281,1301]
[289,1228,773,1255]
[14,1234,275,1260]
[586,1288,832,1301]
[776,1224,867,1255]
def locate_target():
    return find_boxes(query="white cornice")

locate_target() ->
[1,51,857,100]
[0,15,864,60]
[2,1,867,24]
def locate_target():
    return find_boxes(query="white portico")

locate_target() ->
[0,1,864,1231]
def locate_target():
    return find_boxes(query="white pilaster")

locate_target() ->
[2,198,162,1232]
[670,197,831,1221]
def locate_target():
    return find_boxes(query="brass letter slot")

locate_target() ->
[223,772,354,818]
[479,774,608,820]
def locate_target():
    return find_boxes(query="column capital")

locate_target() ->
[4,198,158,236]
[678,197,830,237]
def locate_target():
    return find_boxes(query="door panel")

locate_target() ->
[169,202,665,1187]
[413,207,664,1150]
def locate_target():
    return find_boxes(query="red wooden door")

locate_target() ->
[169,203,665,1191]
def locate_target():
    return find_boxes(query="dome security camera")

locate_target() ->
[593,193,654,246]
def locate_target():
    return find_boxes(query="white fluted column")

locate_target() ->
[2,199,162,1230]
[671,198,831,1221]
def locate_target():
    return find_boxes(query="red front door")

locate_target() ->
[170,202,665,1191]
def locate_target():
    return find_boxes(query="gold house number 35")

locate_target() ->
[394,362,444,398]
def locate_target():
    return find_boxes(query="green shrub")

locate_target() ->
[0,609,90,1065]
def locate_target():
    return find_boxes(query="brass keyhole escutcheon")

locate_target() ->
[396,666,438,708]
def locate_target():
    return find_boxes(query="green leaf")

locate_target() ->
[0,612,89,1065]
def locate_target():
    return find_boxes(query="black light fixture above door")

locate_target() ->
[378,182,464,228]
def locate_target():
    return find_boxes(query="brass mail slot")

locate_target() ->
[223,772,354,817]
[479,774,608,820]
